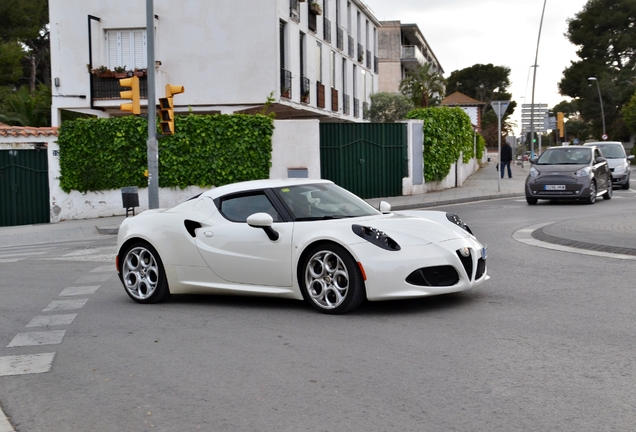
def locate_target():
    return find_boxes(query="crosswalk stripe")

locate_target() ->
[0,404,15,432]
[7,331,66,347]
[0,353,56,377]
[59,286,99,296]
[26,314,78,328]
[42,299,88,312]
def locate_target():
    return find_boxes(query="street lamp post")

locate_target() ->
[588,77,606,139]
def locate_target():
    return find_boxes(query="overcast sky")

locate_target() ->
[367,0,590,134]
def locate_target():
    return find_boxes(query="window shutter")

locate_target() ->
[121,31,131,67]
[107,31,118,69]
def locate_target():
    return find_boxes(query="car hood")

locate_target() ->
[343,212,468,246]
[604,158,627,169]
[533,164,586,174]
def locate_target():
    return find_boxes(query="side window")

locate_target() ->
[219,193,282,223]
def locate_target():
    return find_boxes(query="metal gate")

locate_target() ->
[320,123,408,198]
[0,149,50,226]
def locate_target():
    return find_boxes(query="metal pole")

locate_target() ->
[497,101,501,192]
[594,79,606,137]
[530,0,547,159]
[146,0,159,209]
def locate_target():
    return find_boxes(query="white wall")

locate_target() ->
[270,120,320,179]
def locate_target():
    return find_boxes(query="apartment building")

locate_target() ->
[377,20,443,94]
[48,0,380,125]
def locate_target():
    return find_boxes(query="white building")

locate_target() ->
[49,0,381,125]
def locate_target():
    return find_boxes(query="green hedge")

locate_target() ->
[57,114,274,193]
[406,107,477,182]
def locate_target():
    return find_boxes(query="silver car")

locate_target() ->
[584,141,633,189]
[525,145,612,205]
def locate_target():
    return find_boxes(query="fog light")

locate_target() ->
[459,247,470,257]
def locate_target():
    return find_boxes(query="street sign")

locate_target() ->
[491,100,510,120]
[602,134,608,140]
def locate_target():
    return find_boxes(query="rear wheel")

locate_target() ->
[120,241,170,303]
[603,180,612,200]
[586,180,597,204]
[526,197,538,205]
[300,244,365,314]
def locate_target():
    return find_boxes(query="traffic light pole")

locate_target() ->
[146,0,159,209]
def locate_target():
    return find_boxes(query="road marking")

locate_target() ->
[26,314,78,328]
[0,404,15,431]
[91,264,115,273]
[39,246,117,263]
[74,273,113,284]
[59,285,99,296]
[7,331,66,347]
[513,222,636,260]
[42,299,88,312]
[0,353,56,377]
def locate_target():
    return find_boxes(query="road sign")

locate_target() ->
[602,134,608,140]
[491,100,510,119]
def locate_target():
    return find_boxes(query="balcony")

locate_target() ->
[353,97,359,118]
[323,17,331,43]
[366,50,371,69]
[401,45,427,71]
[374,55,379,74]
[348,35,354,58]
[281,69,292,98]
[301,76,310,104]
[362,102,368,120]
[357,43,364,63]
[308,11,317,33]
[336,27,343,50]
[90,74,148,101]
[343,94,350,115]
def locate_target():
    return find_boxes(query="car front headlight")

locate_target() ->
[575,166,592,177]
[530,167,539,178]
[614,163,628,174]
[446,213,474,235]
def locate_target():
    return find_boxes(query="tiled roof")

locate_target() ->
[441,92,485,106]
[0,123,58,137]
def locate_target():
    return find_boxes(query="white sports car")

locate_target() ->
[116,179,488,314]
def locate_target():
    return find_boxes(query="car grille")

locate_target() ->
[535,175,577,184]
[475,258,486,279]
[406,266,459,287]
[456,249,473,279]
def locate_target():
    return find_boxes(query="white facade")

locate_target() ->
[49,0,380,125]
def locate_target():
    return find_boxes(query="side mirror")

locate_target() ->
[628,155,634,161]
[246,212,279,241]
[379,201,391,213]
[529,157,538,164]
[596,156,606,163]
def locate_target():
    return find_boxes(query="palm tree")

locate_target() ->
[399,63,446,108]
[0,84,51,126]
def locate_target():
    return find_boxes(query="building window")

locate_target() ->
[290,0,300,22]
[106,29,147,70]
[315,41,322,84]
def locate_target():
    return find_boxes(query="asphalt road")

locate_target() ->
[1,191,635,431]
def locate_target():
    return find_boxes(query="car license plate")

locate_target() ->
[545,185,566,190]
[481,245,487,259]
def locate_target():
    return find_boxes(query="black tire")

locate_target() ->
[526,197,538,205]
[300,243,365,314]
[622,177,630,190]
[603,180,612,200]
[586,180,597,204]
[120,241,170,304]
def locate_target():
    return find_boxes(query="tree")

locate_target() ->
[622,91,636,136]
[364,92,414,123]
[0,84,51,126]
[399,63,446,108]
[558,0,636,141]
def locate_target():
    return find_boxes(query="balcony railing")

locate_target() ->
[374,55,379,74]
[90,74,148,100]
[336,27,344,50]
[301,76,310,103]
[348,35,354,58]
[362,102,369,120]
[343,94,350,115]
[366,50,371,69]
[308,11,317,32]
[353,97,359,118]
[331,87,338,111]
[281,69,292,98]
[357,43,364,63]
[323,17,331,43]
[401,45,427,66]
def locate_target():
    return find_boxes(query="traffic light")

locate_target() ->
[158,84,184,135]
[557,112,564,138]
[119,76,140,115]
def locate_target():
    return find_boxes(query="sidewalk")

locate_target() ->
[0,157,527,248]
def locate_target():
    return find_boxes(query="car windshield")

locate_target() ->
[536,148,592,165]
[594,144,626,159]
[274,183,380,221]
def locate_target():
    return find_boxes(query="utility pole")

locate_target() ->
[146,0,159,209]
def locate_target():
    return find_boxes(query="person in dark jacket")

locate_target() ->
[500,142,513,178]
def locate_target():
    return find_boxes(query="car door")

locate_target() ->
[593,147,610,190]
[194,191,294,287]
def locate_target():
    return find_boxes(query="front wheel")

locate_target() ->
[586,180,597,204]
[120,241,170,303]
[300,244,365,314]
[622,177,630,190]
[526,197,538,205]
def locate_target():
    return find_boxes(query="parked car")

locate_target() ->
[583,141,633,189]
[116,179,488,314]
[525,145,612,205]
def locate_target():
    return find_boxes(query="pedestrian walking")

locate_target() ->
[500,142,513,178]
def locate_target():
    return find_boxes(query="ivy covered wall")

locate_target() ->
[57,114,274,193]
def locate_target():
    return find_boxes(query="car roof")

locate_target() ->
[583,141,622,146]
[546,145,591,150]
[200,178,335,199]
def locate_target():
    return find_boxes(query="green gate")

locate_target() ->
[0,149,50,227]
[320,123,408,198]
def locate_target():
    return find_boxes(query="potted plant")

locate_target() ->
[114,65,128,78]
[281,86,291,99]
[310,1,322,14]
[133,68,147,77]
[95,65,114,78]
[301,90,310,103]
